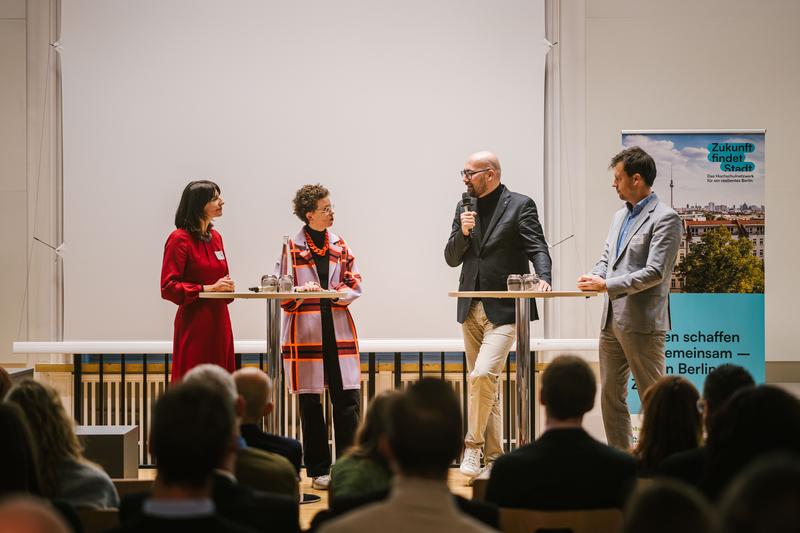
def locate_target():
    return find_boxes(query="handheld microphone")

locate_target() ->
[461,192,477,234]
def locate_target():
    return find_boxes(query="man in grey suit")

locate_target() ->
[577,146,682,449]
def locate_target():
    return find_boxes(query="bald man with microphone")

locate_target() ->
[445,151,552,479]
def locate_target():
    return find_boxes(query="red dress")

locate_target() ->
[160,228,235,381]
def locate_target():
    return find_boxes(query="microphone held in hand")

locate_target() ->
[461,192,477,234]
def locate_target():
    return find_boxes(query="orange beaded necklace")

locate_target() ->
[304,229,329,256]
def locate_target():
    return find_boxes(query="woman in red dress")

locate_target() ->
[160,180,236,381]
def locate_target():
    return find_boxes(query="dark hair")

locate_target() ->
[6,380,82,497]
[540,355,596,420]
[0,367,12,400]
[151,383,235,487]
[0,402,43,497]
[703,364,755,416]
[345,390,400,465]
[174,180,220,240]
[387,378,462,476]
[719,454,800,533]
[292,184,329,224]
[623,479,716,533]
[703,385,800,500]
[610,146,657,186]
[634,376,701,475]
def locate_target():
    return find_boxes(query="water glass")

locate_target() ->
[506,274,523,291]
[278,274,294,293]
[260,274,278,292]
[522,273,540,291]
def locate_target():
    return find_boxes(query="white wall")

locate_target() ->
[553,0,800,362]
[0,0,27,364]
[60,0,546,342]
[0,0,60,366]
[8,0,800,373]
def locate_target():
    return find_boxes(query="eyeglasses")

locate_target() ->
[316,204,335,215]
[460,168,491,180]
[696,399,706,414]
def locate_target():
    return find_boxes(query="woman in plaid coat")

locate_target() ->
[279,184,362,489]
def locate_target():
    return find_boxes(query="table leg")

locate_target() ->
[266,299,282,434]
[515,298,531,446]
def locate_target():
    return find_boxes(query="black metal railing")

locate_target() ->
[70,350,535,466]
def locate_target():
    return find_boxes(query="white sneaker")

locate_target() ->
[469,461,494,485]
[311,474,330,490]
[459,447,483,477]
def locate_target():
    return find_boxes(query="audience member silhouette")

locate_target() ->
[719,454,800,533]
[623,478,715,533]
[700,384,800,500]
[486,355,636,509]
[658,364,754,485]
[6,380,119,508]
[634,376,701,477]
[109,383,257,533]
[233,367,303,474]
[319,378,495,533]
[330,390,399,501]
[183,364,298,500]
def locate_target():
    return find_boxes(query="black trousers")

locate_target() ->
[299,304,360,477]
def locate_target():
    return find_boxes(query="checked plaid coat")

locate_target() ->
[277,229,362,394]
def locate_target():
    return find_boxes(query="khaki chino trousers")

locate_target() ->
[461,301,515,462]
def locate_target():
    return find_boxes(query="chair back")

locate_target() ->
[500,508,623,533]
[471,478,489,502]
[112,478,154,499]
[76,508,119,533]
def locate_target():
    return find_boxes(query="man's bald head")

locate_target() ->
[463,151,502,198]
[233,367,274,423]
[0,497,70,533]
[467,151,501,177]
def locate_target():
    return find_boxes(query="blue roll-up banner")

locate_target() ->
[621,131,766,416]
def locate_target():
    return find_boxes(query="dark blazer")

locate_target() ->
[658,446,707,487]
[119,472,299,533]
[108,514,257,533]
[485,428,636,510]
[445,186,552,325]
[241,423,303,474]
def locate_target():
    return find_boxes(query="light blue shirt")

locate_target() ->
[616,193,655,259]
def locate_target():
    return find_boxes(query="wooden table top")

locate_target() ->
[199,291,345,299]
[449,290,599,298]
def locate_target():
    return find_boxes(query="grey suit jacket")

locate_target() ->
[592,194,682,333]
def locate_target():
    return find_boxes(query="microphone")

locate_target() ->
[548,233,575,249]
[461,192,477,234]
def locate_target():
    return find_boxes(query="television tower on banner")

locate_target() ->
[669,163,674,209]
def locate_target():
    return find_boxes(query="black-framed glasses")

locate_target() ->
[696,399,705,414]
[460,168,491,180]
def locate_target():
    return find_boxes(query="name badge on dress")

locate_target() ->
[215,250,225,260]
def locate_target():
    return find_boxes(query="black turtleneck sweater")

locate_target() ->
[476,184,505,236]
[305,226,338,358]
[473,184,505,292]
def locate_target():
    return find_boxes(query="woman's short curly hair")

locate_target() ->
[292,184,329,223]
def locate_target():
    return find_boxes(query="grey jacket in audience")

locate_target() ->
[56,458,119,509]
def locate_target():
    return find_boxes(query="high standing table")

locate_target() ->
[448,290,598,447]
[200,291,345,434]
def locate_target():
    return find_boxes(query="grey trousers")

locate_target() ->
[599,309,666,450]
